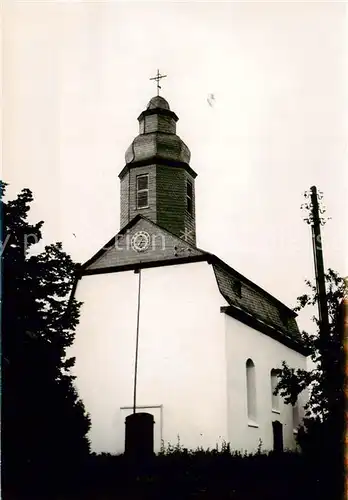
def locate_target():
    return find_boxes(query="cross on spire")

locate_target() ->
[150,69,167,96]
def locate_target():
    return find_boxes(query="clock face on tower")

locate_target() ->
[131,231,151,252]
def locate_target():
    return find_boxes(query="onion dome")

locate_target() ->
[146,96,170,110]
[124,96,191,166]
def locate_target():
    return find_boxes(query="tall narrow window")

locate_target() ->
[186,180,193,215]
[246,359,257,422]
[136,174,149,209]
[292,400,300,431]
[271,369,280,412]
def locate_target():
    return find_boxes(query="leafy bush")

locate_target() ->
[70,447,328,500]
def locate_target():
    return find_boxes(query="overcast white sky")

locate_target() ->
[3,1,347,332]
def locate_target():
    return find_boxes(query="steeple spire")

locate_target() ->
[149,69,167,96]
[119,95,197,245]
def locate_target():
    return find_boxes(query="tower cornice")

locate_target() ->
[137,107,179,123]
[118,157,198,180]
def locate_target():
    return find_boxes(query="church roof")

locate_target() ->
[78,215,306,354]
[81,214,206,273]
[211,259,302,347]
[147,96,170,110]
[124,132,191,165]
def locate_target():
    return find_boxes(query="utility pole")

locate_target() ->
[309,186,330,339]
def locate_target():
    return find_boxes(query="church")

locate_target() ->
[70,87,308,455]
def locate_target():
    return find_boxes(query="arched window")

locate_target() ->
[246,359,257,422]
[292,400,300,430]
[270,369,280,412]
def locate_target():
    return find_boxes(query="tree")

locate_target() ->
[275,269,346,416]
[1,182,91,491]
[275,271,346,500]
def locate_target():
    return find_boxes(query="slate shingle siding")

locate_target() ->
[120,164,195,245]
[142,114,176,134]
[156,166,196,245]
[120,171,130,228]
[213,264,300,341]
[87,217,203,271]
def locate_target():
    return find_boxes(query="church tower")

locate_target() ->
[118,96,197,245]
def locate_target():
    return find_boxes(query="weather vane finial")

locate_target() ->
[150,69,167,96]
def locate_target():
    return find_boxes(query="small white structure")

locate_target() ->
[70,96,307,455]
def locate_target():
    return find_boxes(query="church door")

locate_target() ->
[272,420,283,452]
[120,405,162,453]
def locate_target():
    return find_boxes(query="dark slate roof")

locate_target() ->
[211,259,301,343]
[81,215,206,273]
[124,132,191,165]
[147,96,170,110]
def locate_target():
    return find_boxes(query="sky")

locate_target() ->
[3,0,347,333]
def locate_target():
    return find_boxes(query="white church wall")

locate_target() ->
[70,270,139,453]
[224,314,307,453]
[70,261,230,454]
